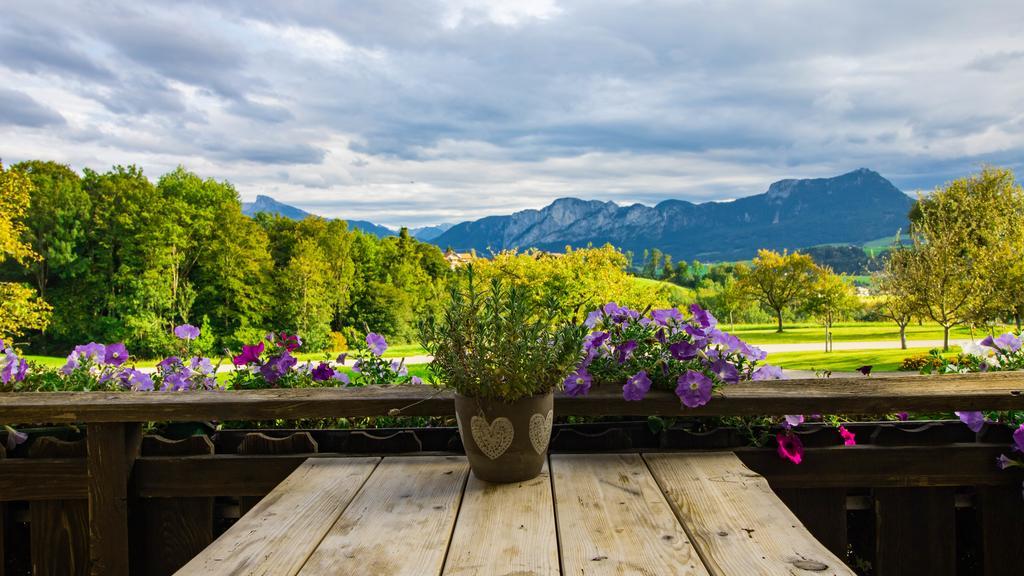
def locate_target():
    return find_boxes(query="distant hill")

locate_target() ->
[432,169,915,261]
[409,224,453,241]
[241,195,395,238]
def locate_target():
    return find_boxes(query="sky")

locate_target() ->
[2,0,1023,228]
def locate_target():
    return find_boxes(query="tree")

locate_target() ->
[904,167,1021,350]
[738,249,818,332]
[802,268,860,352]
[0,162,52,342]
[875,243,918,349]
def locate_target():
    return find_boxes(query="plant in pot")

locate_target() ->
[420,270,585,483]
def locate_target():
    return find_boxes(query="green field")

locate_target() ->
[767,346,957,373]
[728,321,1000,345]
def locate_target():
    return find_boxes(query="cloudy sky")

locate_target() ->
[2,1,1023,227]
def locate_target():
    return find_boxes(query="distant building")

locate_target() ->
[444,248,476,268]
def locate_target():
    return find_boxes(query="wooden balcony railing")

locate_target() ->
[0,372,1022,575]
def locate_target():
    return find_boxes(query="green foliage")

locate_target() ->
[420,269,586,401]
[0,163,52,342]
[738,249,820,332]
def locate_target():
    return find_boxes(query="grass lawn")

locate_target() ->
[767,346,960,373]
[728,321,1005,345]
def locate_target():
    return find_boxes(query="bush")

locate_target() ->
[328,331,348,352]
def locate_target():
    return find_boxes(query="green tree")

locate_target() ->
[876,243,918,349]
[801,268,860,352]
[0,162,52,342]
[738,249,818,332]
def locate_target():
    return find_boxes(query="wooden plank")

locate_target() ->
[0,443,5,576]
[1,371,1022,423]
[140,435,216,576]
[28,437,88,576]
[738,443,1022,487]
[873,488,955,576]
[774,488,847,559]
[86,423,130,576]
[645,452,855,576]
[0,459,86,501]
[979,485,1024,575]
[175,457,379,576]
[298,456,469,576]
[550,453,709,575]
[442,462,558,576]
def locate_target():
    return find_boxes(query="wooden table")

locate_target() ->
[176,452,853,575]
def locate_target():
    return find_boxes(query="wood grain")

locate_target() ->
[1,371,1022,423]
[442,462,559,576]
[645,452,855,576]
[140,435,216,576]
[86,423,130,576]
[774,488,848,559]
[551,453,709,575]
[979,485,1024,576]
[236,432,318,515]
[175,457,380,576]
[28,437,88,576]
[873,487,955,576]
[298,456,468,576]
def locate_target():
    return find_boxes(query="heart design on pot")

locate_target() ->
[529,410,554,455]
[470,415,514,460]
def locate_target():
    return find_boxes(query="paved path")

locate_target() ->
[756,338,968,353]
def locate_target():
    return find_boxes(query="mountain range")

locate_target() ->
[243,168,915,261]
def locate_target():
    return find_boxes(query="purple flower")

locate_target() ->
[956,411,985,433]
[584,331,609,351]
[752,365,784,380]
[737,341,767,362]
[127,370,154,391]
[896,411,909,421]
[333,371,351,385]
[410,375,423,385]
[60,352,80,375]
[997,454,1019,470]
[74,342,106,360]
[783,415,804,429]
[617,340,638,363]
[4,426,28,452]
[623,370,652,402]
[776,433,804,465]
[1014,424,1024,453]
[190,356,213,375]
[584,309,604,328]
[564,369,592,396]
[278,332,302,352]
[366,333,388,356]
[676,370,713,408]
[311,362,335,382]
[689,304,717,329]
[352,360,362,373]
[161,371,189,391]
[233,342,265,366]
[390,360,409,377]
[173,324,200,341]
[260,352,297,384]
[710,359,740,384]
[669,340,699,360]
[157,356,181,371]
[994,333,1022,352]
[336,352,348,365]
[651,308,683,326]
[14,358,27,382]
[104,342,129,366]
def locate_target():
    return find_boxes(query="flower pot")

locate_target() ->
[455,390,554,483]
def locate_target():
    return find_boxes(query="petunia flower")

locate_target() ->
[104,342,129,366]
[689,304,717,329]
[564,369,592,396]
[233,342,265,366]
[409,375,423,385]
[776,432,804,464]
[783,415,804,429]
[838,425,856,446]
[676,370,712,408]
[390,360,409,377]
[584,331,609,351]
[127,370,154,391]
[651,308,683,326]
[173,324,200,341]
[623,370,652,402]
[366,333,388,356]
[311,362,335,382]
[669,340,699,360]
[710,359,740,384]
[74,342,106,361]
[278,332,302,352]
[997,454,1019,470]
[896,412,909,421]
[955,411,985,433]
[4,426,28,452]
[1013,424,1024,453]
[584,309,604,328]
[333,371,351,385]
[336,352,348,365]
[617,340,638,363]
[752,365,784,380]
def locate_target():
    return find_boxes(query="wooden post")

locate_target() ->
[1,442,5,576]
[874,487,955,576]
[139,435,216,576]
[28,437,89,575]
[86,423,140,576]
[774,488,848,559]
[979,486,1024,575]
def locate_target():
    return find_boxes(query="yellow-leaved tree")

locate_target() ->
[0,162,52,343]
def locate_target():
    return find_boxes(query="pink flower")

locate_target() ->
[783,415,804,429]
[776,432,804,465]
[838,425,856,446]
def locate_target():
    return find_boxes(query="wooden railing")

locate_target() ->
[1,372,1023,575]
